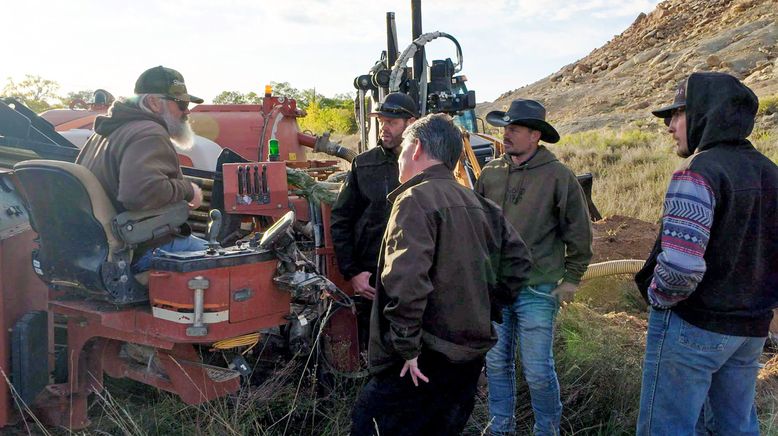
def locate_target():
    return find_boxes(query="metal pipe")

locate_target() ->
[357,89,367,154]
[386,12,398,71]
[186,276,209,337]
[192,288,204,326]
[411,0,424,83]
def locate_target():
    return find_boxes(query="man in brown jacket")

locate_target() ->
[76,66,207,272]
[477,99,593,436]
[351,113,532,436]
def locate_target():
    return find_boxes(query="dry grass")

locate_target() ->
[21,277,776,435]
[549,127,777,222]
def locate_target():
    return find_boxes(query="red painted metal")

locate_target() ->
[319,203,361,371]
[222,162,290,217]
[148,261,291,339]
[40,109,103,131]
[32,303,242,429]
[190,95,310,163]
[3,93,364,431]
[0,228,51,428]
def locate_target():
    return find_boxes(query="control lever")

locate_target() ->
[259,164,270,204]
[253,165,260,200]
[237,166,245,196]
[261,165,268,193]
[206,209,222,254]
[243,165,253,197]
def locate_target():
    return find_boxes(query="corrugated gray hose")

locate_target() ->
[582,259,646,280]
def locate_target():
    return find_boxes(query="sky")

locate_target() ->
[3,0,662,103]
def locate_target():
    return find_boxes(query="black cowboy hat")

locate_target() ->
[486,99,560,143]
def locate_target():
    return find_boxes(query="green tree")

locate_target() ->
[2,74,61,112]
[59,89,94,108]
[212,90,262,104]
[212,91,248,104]
[269,81,301,101]
[212,84,357,135]
[299,100,357,135]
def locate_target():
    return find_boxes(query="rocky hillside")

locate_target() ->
[477,0,777,134]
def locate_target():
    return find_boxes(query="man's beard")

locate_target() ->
[160,104,195,150]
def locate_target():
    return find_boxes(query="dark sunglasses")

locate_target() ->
[162,96,189,111]
[377,102,415,118]
[664,107,686,126]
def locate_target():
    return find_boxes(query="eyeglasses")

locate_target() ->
[162,96,189,111]
[377,102,416,118]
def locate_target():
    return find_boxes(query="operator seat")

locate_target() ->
[13,160,190,305]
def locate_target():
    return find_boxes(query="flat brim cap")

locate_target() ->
[651,101,685,119]
[652,79,687,119]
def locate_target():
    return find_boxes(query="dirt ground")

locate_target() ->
[591,214,659,263]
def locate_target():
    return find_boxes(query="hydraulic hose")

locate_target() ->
[314,133,358,163]
[297,132,358,163]
[581,259,645,281]
[389,31,463,93]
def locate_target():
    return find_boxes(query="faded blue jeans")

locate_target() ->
[637,308,765,436]
[486,283,561,435]
[131,235,208,273]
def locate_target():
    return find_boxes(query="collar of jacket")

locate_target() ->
[502,145,558,171]
[94,100,168,136]
[378,145,400,161]
[387,164,453,203]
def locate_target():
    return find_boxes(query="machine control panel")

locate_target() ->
[222,162,289,217]
[0,171,30,239]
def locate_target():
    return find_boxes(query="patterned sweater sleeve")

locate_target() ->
[648,170,716,308]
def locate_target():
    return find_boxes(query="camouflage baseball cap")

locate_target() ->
[134,66,203,104]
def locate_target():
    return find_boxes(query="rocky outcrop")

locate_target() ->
[477,0,778,134]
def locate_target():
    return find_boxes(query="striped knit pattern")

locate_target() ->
[648,170,716,308]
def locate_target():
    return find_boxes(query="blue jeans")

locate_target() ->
[637,308,765,436]
[131,235,208,273]
[486,283,561,435]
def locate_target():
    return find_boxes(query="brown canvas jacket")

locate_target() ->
[76,101,194,214]
[476,147,592,285]
[368,164,532,372]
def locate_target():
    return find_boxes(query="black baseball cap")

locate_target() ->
[652,79,687,122]
[369,92,419,119]
[134,66,204,104]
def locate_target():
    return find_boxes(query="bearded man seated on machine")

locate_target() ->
[76,65,209,273]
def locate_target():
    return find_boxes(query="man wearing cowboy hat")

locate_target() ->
[476,99,592,435]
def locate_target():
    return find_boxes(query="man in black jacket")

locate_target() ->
[330,93,418,299]
[636,72,778,435]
